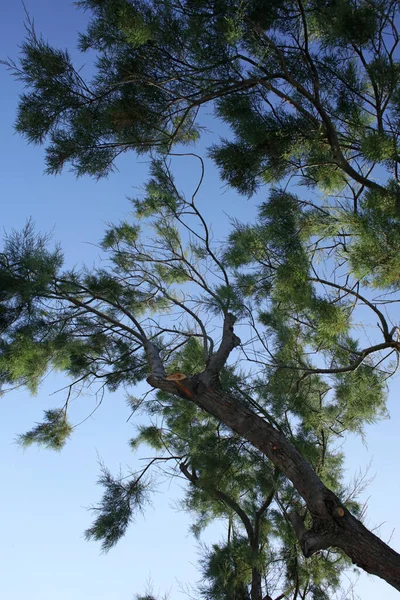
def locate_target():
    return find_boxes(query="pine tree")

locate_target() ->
[0,156,398,593]
[2,0,400,595]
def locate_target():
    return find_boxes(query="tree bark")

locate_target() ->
[147,373,400,591]
[251,566,262,600]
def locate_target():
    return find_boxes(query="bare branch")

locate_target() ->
[200,313,241,386]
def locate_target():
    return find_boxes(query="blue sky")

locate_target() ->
[0,2,400,599]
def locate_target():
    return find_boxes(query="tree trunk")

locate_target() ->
[251,566,262,600]
[147,374,400,591]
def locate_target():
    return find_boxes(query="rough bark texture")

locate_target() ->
[147,373,400,590]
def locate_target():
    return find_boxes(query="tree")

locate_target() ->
[2,0,400,595]
[0,182,357,600]
[0,156,397,595]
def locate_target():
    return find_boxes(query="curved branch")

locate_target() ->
[310,277,391,340]
[296,340,399,385]
[147,372,400,590]
[179,462,255,544]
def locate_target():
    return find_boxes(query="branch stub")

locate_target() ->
[166,373,188,381]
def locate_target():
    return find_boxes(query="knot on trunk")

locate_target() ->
[288,511,335,558]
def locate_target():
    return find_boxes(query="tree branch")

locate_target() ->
[146,373,400,590]
[200,312,241,386]
[288,511,334,557]
[179,462,255,543]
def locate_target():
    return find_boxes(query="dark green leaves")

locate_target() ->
[345,183,400,288]
[211,96,315,195]
[11,0,399,184]
[311,0,379,47]
[200,538,258,600]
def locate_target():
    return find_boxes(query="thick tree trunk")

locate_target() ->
[251,566,262,600]
[147,374,400,591]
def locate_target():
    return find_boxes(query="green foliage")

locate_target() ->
[225,224,266,268]
[133,160,180,218]
[130,425,164,450]
[311,299,350,345]
[0,334,52,394]
[226,189,314,311]
[5,0,400,596]
[200,538,256,600]
[0,196,378,595]
[301,147,348,194]
[361,132,395,162]
[102,222,140,249]
[19,409,73,451]
[167,336,206,376]
[311,0,379,46]
[346,187,400,288]
[7,0,399,193]
[0,220,62,298]
[85,465,150,551]
[333,365,388,433]
[210,99,307,195]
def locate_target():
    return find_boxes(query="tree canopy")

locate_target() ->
[2,0,400,598]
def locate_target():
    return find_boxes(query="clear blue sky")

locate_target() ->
[0,3,399,599]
